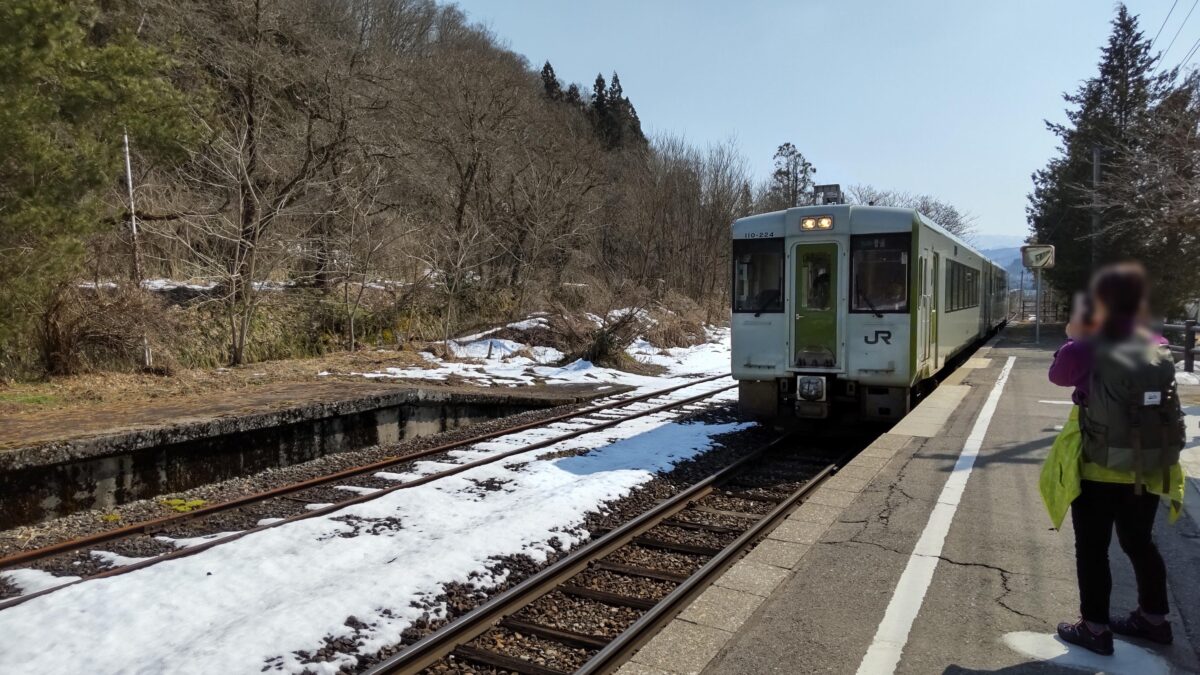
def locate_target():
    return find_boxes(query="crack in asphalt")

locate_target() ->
[822,521,1049,625]
[873,447,923,527]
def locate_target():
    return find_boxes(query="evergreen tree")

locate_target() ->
[541,61,562,101]
[1028,5,1173,296]
[766,142,816,209]
[605,72,647,149]
[591,73,608,117]
[738,181,755,217]
[607,72,624,104]
[0,0,194,369]
[564,83,584,109]
[589,73,610,144]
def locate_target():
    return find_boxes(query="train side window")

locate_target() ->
[945,259,980,312]
[732,238,784,313]
[850,233,910,313]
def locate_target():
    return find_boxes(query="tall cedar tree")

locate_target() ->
[541,61,562,101]
[766,142,816,209]
[1027,5,1174,298]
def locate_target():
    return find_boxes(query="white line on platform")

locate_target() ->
[1037,400,1073,405]
[855,355,1017,675]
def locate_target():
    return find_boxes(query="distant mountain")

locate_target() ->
[980,246,1040,289]
[974,234,1025,250]
[981,246,1021,267]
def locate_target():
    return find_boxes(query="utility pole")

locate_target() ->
[1035,268,1042,344]
[1019,266,1025,317]
[124,129,143,282]
[123,130,151,369]
[1091,145,1101,267]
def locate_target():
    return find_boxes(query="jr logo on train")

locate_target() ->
[731,205,1007,422]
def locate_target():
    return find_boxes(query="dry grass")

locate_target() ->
[0,347,430,416]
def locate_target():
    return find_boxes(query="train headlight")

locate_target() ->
[796,375,825,402]
[800,216,833,231]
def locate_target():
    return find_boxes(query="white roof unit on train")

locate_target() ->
[732,205,995,265]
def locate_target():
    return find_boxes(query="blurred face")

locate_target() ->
[1089,294,1109,327]
[1072,291,1099,332]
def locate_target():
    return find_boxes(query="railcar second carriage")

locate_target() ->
[731,205,1006,422]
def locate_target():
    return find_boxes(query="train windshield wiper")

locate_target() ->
[752,294,774,318]
[856,286,884,319]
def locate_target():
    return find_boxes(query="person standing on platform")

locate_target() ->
[1040,263,1187,655]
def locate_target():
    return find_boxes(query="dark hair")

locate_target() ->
[1090,262,1147,337]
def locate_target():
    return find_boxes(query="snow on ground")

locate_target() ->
[1178,364,1200,386]
[333,320,732,394]
[1,568,81,594]
[0,379,745,675]
[1181,406,1200,538]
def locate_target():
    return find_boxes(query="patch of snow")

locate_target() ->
[90,550,151,568]
[1002,631,1169,675]
[155,531,242,549]
[449,338,527,360]
[334,486,380,496]
[1176,364,1200,386]
[0,390,747,674]
[506,316,549,331]
[345,326,730,394]
[1,569,81,595]
[226,280,292,292]
[141,278,218,292]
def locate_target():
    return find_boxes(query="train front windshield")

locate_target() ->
[733,238,784,313]
[851,234,910,313]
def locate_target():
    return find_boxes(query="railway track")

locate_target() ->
[0,375,736,609]
[363,433,852,675]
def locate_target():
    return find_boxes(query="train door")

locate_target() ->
[931,252,941,369]
[792,242,839,368]
[918,255,931,368]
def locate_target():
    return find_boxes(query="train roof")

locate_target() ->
[731,205,1001,269]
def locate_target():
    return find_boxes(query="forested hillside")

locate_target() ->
[1,0,975,379]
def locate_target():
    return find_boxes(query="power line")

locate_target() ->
[1179,34,1200,67]
[1161,0,1199,59]
[1151,0,1180,50]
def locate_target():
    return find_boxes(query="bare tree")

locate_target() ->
[1085,73,1200,312]
[847,184,978,241]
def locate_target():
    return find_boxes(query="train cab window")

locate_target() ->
[733,238,784,313]
[851,233,910,313]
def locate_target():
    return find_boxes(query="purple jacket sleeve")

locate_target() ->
[1048,339,1089,388]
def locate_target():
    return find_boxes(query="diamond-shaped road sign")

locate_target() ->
[1021,244,1055,269]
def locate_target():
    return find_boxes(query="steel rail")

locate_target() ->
[0,374,728,570]
[0,381,736,611]
[577,462,839,674]
[362,432,809,675]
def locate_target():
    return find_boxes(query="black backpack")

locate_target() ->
[1080,333,1186,493]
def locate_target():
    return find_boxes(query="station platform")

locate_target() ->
[622,324,1200,675]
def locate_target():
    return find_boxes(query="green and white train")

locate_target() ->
[732,205,1006,422]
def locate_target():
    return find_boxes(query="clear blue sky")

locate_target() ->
[451,0,1192,239]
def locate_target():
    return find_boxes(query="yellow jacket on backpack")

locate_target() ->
[1040,405,1185,529]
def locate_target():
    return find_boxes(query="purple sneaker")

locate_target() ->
[1057,620,1114,655]
[1111,611,1173,645]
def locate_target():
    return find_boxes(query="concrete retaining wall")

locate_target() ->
[0,387,607,528]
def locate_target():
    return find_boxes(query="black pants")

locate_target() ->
[1071,480,1169,623]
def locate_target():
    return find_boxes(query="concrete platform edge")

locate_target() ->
[619,429,919,675]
